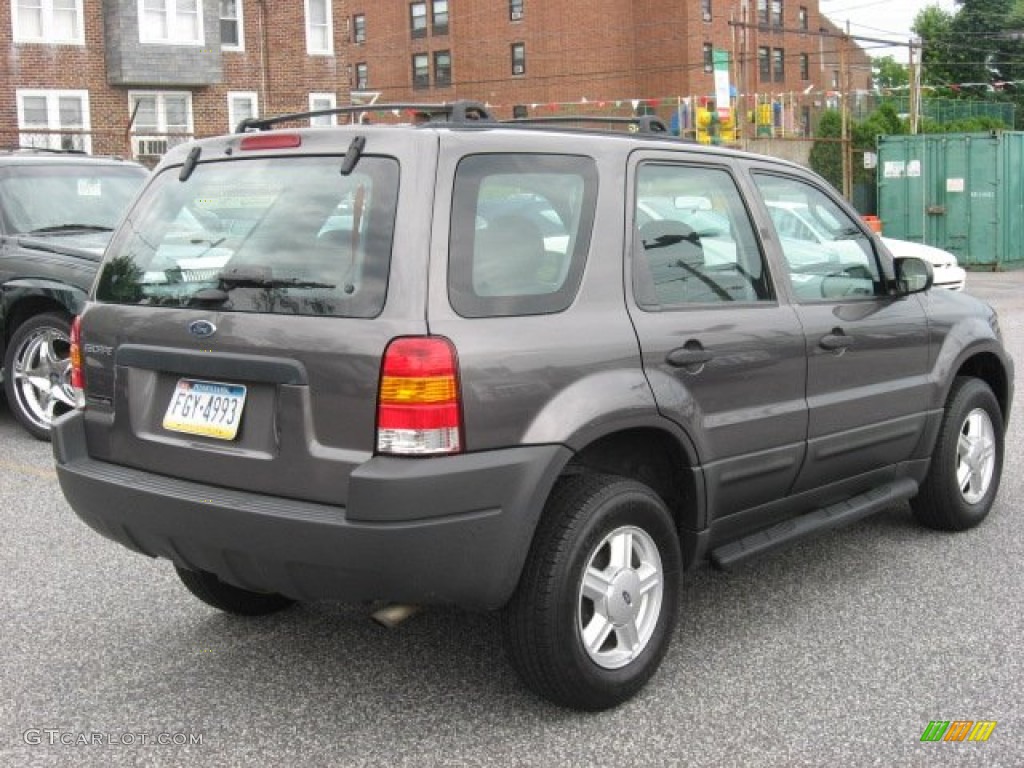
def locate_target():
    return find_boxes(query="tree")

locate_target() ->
[808,110,843,192]
[873,56,910,92]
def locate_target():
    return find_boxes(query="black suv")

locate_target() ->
[53,104,1013,710]
[0,149,147,438]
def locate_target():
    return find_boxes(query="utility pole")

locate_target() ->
[908,40,919,135]
[841,25,852,202]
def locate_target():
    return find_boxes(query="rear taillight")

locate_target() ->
[377,337,462,456]
[69,315,86,408]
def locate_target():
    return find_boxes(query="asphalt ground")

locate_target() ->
[2,271,1022,767]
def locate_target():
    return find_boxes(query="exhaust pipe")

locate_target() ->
[371,603,422,629]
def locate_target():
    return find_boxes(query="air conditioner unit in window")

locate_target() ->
[702,11,712,21]
[134,138,168,157]
[513,64,524,75]
[511,10,523,21]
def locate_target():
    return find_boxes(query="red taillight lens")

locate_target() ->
[377,337,462,456]
[239,133,301,151]
[69,315,85,406]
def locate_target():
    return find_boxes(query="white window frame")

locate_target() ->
[138,0,205,46]
[220,0,244,51]
[128,90,195,160]
[227,91,258,131]
[308,93,337,126]
[12,0,85,45]
[16,89,91,153]
[304,0,333,55]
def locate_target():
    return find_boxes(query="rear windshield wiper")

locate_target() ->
[25,224,114,235]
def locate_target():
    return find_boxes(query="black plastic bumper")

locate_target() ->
[53,411,570,609]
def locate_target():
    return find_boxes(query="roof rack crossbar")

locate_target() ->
[235,100,493,132]
[501,115,670,134]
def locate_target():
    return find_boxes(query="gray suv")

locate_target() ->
[53,103,1013,710]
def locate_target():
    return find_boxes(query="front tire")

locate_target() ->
[911,377,1004,531]
[3,312,75,441]
[175,567,295,616]
[502,473,681,711]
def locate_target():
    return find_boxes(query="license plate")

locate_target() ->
[162,379,247,440]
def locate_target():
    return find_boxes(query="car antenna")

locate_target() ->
[340,136,366,177]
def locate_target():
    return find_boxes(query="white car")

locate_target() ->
[879,237,966,291]
[766,201,966,291]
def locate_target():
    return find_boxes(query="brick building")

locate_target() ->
[0,1,872,161]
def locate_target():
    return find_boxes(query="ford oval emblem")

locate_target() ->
[188,320,217,338]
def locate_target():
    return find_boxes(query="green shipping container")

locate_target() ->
[877,132,1024,268]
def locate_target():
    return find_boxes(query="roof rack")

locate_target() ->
[501,115,670,135]
[236,100,494,132]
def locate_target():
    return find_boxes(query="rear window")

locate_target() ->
[96,155,398,318]
[448,154,598,317]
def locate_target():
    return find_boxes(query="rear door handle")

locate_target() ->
[819,329,854,351]
[666,343,713,367]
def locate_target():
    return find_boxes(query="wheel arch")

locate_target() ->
[564,425,706,567]
[954,351,1012,427]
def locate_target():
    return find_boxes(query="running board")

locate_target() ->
[710,478,919,570]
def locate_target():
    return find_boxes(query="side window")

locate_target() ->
[633,163,772,308]
[449,154,598,318]
[753,174,882,301]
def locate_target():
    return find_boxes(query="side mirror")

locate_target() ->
[894,256,933,295]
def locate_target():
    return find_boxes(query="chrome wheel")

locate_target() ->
[578,525,664,670]
[10,323,74,433]
[956,407,996,504]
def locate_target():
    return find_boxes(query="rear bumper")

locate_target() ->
[53,410,569,609]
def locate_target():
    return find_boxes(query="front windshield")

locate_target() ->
[0,164,147,234]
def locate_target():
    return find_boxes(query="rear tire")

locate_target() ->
[502,473,681,711]
[175,566,295,616]
[911,377,1004,531]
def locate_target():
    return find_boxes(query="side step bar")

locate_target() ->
[710,477,919,570]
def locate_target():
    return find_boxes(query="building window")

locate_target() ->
[412,53,430,88]
[434,50,451,86]
[227,91,257,131]
[432,0,448,35]
[771,0,783,27]
[758,46,770,81]
[773,48,785,82]
[308,93,336,126]
[511,42,525,75]
[757,0,767,26]
[831,70,840,89]
[139,0,204,45]
[352,13,365,43]
[701,0,711,21]
[354,62,368,90]
[220,0,243,50]
[510,0,523,21]
[13,0,84,44]
[798,5,808,31]
[410,2,427,38]
[703,43,713,73]
[305,0,332,54]
[129,91,193,159]
[799,53,809,80]
[16,89,90,152]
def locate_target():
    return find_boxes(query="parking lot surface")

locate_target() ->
[2,271,1022,767]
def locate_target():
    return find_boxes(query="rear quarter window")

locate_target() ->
[96,155,398,318]
[448,154,598,318]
